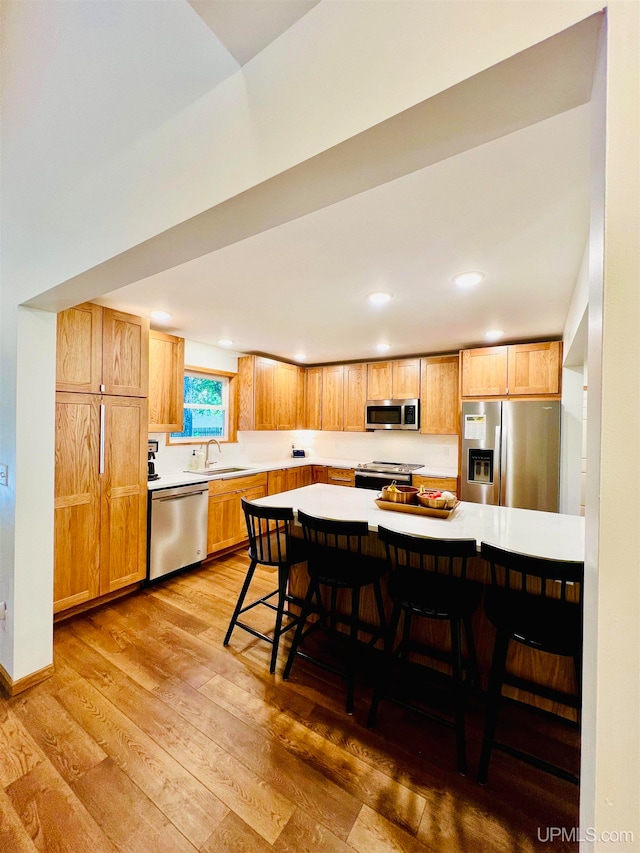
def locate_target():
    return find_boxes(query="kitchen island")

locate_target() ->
[255,483,584,717]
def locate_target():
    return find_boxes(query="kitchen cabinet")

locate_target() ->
[54,393,148,613]
[305,367,322,429]
[238,356,304,431]
[268,466,313,495]
[367,358,420,401]
[56,302,149,397]
[327,466,354,487]
[413,474,458,496]
[322,365,344,431]
[207,472,268,554]
[461,341,562,398]
[343,363,367,431]
[148,330,185,432]
[312,465,328,484]
[420,355,459,435]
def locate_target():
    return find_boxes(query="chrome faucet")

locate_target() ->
[204,438,222,468]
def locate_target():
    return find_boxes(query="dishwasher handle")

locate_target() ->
[156,491,205,502]
[151,485,208,501]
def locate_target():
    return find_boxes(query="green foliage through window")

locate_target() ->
[171,371,228,440]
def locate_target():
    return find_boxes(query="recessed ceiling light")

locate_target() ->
[368,291,393,306]
[484,330,504,341]
[217,339,234,347]
[376,343,391,353]
[453,272,484,289]
[150,310,172,324]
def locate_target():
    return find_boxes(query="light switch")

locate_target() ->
[0,463,7,487]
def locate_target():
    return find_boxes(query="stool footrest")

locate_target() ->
[489,741,579,785]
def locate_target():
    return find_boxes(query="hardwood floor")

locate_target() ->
[1,551,580,852]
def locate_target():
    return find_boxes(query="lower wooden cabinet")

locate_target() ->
[312,465,328,484]
[327,466,355,487]
[54,393,148,613]
[268,466,313,495]
[207,472,268,554]
[413,474,458,496]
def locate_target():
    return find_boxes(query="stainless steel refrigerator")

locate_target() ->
[460,400,560,512]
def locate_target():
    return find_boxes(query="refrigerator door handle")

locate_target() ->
[494,424,502,506]
[499,417,507,507]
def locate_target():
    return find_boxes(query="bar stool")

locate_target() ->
[224,499,308,674]
[366,526,481,774]
[282,510,387,714]
[477,542,584,785]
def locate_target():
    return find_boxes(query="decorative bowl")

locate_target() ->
[380,485,419,504]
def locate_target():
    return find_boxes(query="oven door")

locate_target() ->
[354,471,412,491]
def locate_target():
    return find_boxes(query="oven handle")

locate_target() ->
[355,471,412,483]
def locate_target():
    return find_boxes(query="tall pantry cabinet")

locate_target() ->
[54,303,149,614]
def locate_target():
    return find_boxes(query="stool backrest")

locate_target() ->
[480,542,584,604]
[377,525,477,579]
[242,499,294,566]
[297,510,369,555]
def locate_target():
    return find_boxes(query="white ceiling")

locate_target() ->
[80,2,595,366]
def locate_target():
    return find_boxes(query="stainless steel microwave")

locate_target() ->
[365,399,420,430]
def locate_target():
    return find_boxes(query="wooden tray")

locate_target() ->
[374,498,460,519]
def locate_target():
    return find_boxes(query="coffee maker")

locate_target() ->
[148,440,160,481]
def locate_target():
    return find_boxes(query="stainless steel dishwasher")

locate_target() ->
[149,483,208,581]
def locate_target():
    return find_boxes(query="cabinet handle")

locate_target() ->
[99,404,105,474]
[330,477,353,483]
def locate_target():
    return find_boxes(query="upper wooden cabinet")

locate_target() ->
[238,356,304,431]
[56,302,149,397]
[367,358,420,400]
[507,341,562,395]
[322,365,344,432]
[461,341,561,398]
[343,363,366,431]
[148,330,185,432]
[420,355,460,435]
[305,367,323,430]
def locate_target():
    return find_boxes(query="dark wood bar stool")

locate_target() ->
[282,510,387,714]
[366,526,481,774]
[477,542,584,785]
[224,499,308,674]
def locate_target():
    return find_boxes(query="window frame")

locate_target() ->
[166,365,238,445]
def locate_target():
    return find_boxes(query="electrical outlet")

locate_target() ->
[443,447,450,458]
[0,463,7,487]
[0,601,6,631]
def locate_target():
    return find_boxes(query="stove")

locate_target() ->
[354,460,423,490]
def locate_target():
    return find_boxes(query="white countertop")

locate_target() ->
[148,457,458,491]
[255,483,584,562]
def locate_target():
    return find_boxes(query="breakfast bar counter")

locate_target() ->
[254,484,584,717]
[255,483,584,562]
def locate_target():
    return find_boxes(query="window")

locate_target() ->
[169,368,232,443]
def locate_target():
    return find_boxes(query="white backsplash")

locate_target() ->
[150,429,458,475]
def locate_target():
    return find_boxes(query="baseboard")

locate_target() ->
[0,661,55,698]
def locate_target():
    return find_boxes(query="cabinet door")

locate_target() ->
[148,330,185,431]
[393,359,421,399]
[268,469,287,495]
[276,362,299,430]
[508,341,561,395]
[461,346,508,397]
[344,363,366,431]
[327,467,354,487]
[54,393,101,612]
[56,303,103,393]
[305,367,323,429]
[298,466,313,487]
[322,365,344,431]
[102,308,149,397]
[208,491,241,554]
[367,362,393,400]
[312,465,328,484]
[254,357,278,430]
[420,356,459,434]
[100,396,148,594]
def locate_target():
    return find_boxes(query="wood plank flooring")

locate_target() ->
[1,551,580,852]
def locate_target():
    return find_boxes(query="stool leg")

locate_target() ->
[282,579,316,682]
[269,563,290,674]
[367,600,402,728]
[346,586,361,715]
[477,629,510,784]
[224,559,259,647]
[372,577,387,642]
[463,613,481,690]
[450,617,467,775]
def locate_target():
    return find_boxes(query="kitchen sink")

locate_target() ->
[184,467,253,476]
